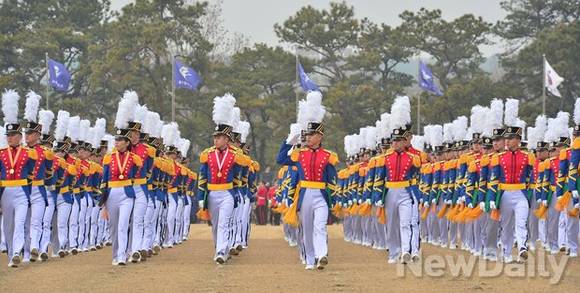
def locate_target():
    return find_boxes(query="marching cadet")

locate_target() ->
[425,125,444,246]
[235,121,251,249]
[65,116,82,255]
[358,127,374,247]
[162,123,183,249]
[482,98,505,262]
[277,91,338,270]
[127,101,156,262]
[198,94,250,264]
[140,111,160,256]
[99,94,144,266]
[35,108,57,260]
[420,125,440,244]
[21,92,54,263]
[539,112,570,255]
[246,150,260,248]
[372,96,421,264]
[38,109,58,258]
[50,111,75,257]
[527,115,548,251]
[76,119,92,253]
[1,90,38,268]
[87,119,106,251]
[565,98,580,257]
[488,99,535,263]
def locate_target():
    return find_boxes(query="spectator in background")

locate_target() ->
[267,183,280,225]
[256,182,268,225]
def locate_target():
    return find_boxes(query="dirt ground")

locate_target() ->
[0,224,578,292]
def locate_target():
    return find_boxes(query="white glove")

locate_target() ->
[419,198,424,205]
[479,202,486,211]
[542,200,548,207]
[342,202,347,208]
[348,200,353,206]
[536,198,542,204]
[431,198,437,205]
[198,200,205,209]
[283,198,289,207]
[423,202,430,208]
[574,203,580,209]
[468,203,473,209]
[286,132,300,145]
[375,200,383,207]
[573,190,579,199]
[458,197,465,204]
[358,199,362,204]
[365,199,371,205]
[445,200,452,205]
[489,201,496,210]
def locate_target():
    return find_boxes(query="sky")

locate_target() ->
[111,0,508,56]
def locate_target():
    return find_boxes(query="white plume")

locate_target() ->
[161,122,179,147]
[87,127,96,148]
[430,124,443,147]
[296,100,308,128]
[470,105,487,134]
[2,89,20,124]
[364,126,377,149]
[66,116,80,142]
[534,115,547,142]
[488,98,504,130]
[78,119,90,142]
[24,91,42,122]
[143,111,158,135]
[303,91,326,123]
[179,138,191,156]
[527,127,537,150]
[443,123,453,143]
[556,112,570,138]
[134,104,148,124]
[411,136,425,151]
[504,98,519,127]
[377,112,391,139]
[452,116,468,141]
[103,134,115,152]
[212,93,236,125]
[115,90,139,129]
[390,96,411,130]
[92,118,106,147]
[38,110,55,135]
[54,110,70,141]
[0,127,6,148]
[575,98,580,125]
[239,121,251,143]
[515,118,527,140]
[231,107,242,132]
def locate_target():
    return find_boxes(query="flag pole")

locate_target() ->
[542,54,546,116]
[45,52,50,110]
[417,59,421,135]
[294,46,299,108]
[171,55,176,122]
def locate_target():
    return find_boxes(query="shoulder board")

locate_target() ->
[325,150,339,166]
[27,148,38,160]
[481,155,490,166]
[412,154,421,167]
[374,154,386,166]
[103,153,112,165]
[146,145,156,158]
[527,152,536,165]
[467,160,477,173]
[559,149,568,161]
[42,147,55,160]
[490,154,500,166]
[199,147,214,163]
[290,148,300,162]
[252,160,261,172]
[573,137,580,150]
[132,153,143,167]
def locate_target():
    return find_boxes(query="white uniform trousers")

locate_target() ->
[130,186,147,253]
[106,187,134,262]
[1,187,29,261]
[385,188,412,261]
[56,196,72,251]
[298,188,328,266]
[208,190,234,257]
[40,195,56,254]
[499,190,529,257]
[24,186,46,258]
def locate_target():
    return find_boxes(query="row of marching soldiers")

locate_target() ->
[332,96,579,264]
[0,89,198,267]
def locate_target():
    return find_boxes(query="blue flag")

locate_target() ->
[297,61,319,92]
[174,59,201,91]
[47,59,71,92]
[418,61,443,96]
